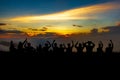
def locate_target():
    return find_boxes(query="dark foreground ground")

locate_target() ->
[0,51,120,65]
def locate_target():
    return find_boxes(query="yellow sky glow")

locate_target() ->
[1,2,120,37]
[9,2,120,22]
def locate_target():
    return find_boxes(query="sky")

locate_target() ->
[0,0,120,51]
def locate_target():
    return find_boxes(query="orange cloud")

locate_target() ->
[116,22,120,26]
[9,2,120,22]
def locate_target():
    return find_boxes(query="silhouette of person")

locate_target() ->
[64,41,74,55]
[75,41,84,56]
[37,44,42,55]
[17,38,27,53]
[97,41,103,56]
[52,40,59,54]
[84,41,95,55]
[9,40,16,53]
[24,42,35,55]
[43,41,51,55]
[105,40,113,56]
[59,44,65,54]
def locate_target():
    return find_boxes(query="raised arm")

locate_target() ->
[82,42,86,47]
[23,38,27,45]
[23,38,28,47]
[110,40,113,48]
[82,42,85,48]
[91,41,95,47]
[52,40,56,47]
[75,41,78,48]
[47,41,51,48]
[100,41,103,48]
[71,40,74,47]
[63,44,66,49]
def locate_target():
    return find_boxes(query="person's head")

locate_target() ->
[45,43,48,47]
[10,41,13,44]
[60,44,63,48]
[88,41,92,44]
[18,42,23,48]
[27,43,31,47]
[86,41,90,46]
[98,44,101,47]
[67,43,71,47]
[54,43,57,47]
[108,43,112,47]
[18,42,22,45]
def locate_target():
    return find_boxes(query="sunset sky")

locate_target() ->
[0,0,120,51]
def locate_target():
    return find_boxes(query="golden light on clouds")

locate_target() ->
[9,2,120,22]
[1,2,120,37]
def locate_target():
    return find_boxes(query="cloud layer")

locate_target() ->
[0,23,8,26]
[0,29,24,34]
[9,2,120,22]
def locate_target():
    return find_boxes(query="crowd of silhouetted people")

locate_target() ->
[9,38,114,57]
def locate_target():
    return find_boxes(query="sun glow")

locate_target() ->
[1,2,119,37]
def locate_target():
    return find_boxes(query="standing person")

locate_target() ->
[65,41,74,55]
[84,41,95,56]
[9,40,16,53]
[17,38,27,54]
[105,40,114,56]
[42,41,51,56]
[75,41,84,56]
[59,44,65,54]
[52,40,59,55]
[24,42,35,56]
[97,41,103,56]
[36,44,42,55]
